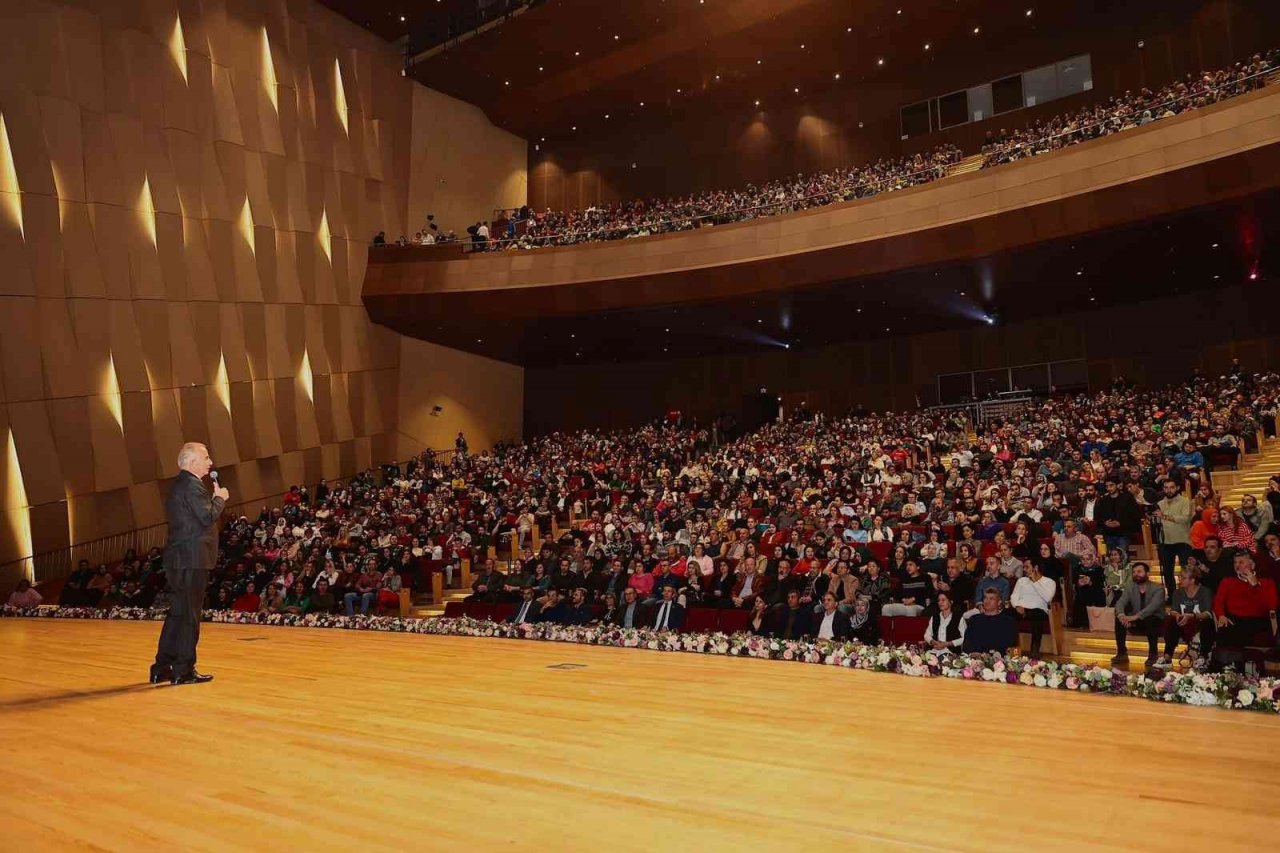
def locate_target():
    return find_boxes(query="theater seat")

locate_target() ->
[443,601,465,618]
[464,603,495,621]
[891,616,929,645]
[718,609,750,633]
[491,603,516,622]
[684,608,719,633]
[868,542,892,561]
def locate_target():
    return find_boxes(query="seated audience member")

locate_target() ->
[770,590,815,640]
[1054,518,1097,564]
[7,578,42,608]
[281,579,311,615]
[509,586,543,624]
[996,542,1024,580]
[344,566,379,616]
[857,560,892,607]
[86,565,114,605]
[1190,536,1233,590]
[883,558,930,616]
[1111,563,1166,667]
[1158,569,1215,669]
[309,577,336,614]
[534,588,570,625]
[847,596,879,644]
[465,559,506,604]
[731,557,769,609]
[564,588,593,626]
[748,595,770,636]
[1190,509,1219,552]
[377,568,402,613]
[1069,549,1106,627]
[932,558,975,610]
[766,560,802,606]
[117,580,155,609]
[972,558,1010,612]
[598,592,619,625]
[233,582,262,612]
[814,592,852,640]
[260,582,286,614]
[1103,546,1133,606]
[962,589,1017,654]
[628,562,656,601]
[651,584,686,631]
[610,587,647,628]
[924,591,966,653]
[1256,532,1280,580]
[1213,552,1279,657]
[1240,494,1275,545]
[1011,558,1057,657]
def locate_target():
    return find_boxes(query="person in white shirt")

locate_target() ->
[924,591,966,652]
[1011,558,1057,656]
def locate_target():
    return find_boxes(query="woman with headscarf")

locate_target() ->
[1033,541,1067,587]
[1190,507,1218,551]
[1102,546,1132,606]
[848,596,879,645]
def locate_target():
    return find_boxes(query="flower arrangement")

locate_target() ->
[4,604,1277,714]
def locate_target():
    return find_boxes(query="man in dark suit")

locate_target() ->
[534,588,569,624]
[466,559,506,604]
[769,590,814,639]
[607,587,647,628]
[813,592,852,640]
[564,588,593,625]
[152,443,227,685]
[508,587,543,624]
[651,585,686,631]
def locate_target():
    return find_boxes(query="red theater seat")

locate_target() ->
[491,603,516,622]
[684,608,720,633]
[443,601,465,618]
[718,609,750,633]
[464,603,495,621]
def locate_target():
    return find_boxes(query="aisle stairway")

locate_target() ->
[946,153,986,177]
[1210,435,1280,507]
[1058,434,1280,670]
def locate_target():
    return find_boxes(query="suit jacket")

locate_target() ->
[731,572,770,601]
[534,601,569,624]
[507,599,543,624]
[564,603,594,625]
[164,470,226,573]
[608,601,647,628]
[769,604,814,640]
[812,608,852,640]
[651,600,686,630]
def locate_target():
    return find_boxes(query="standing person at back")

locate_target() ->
[151,442,228,686]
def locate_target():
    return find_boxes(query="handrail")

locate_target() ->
[443,148,963,251]
[979,62,1274,166]
[389,55,1275,254]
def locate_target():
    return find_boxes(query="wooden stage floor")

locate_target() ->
[2,620,1279,852]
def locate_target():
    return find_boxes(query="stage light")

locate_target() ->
[924,43,931,50]
[400,15,405,22]
[973,26,981,34]
[834,73,841,80]
[1249,272,1259,281]
[1026,8,1033,16]
[877,58,884,66]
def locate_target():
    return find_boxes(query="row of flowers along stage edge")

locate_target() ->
[4,605,1277,714]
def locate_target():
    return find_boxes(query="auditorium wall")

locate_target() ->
[522,283,1280,436]
[0,0,528,580]
[396,336,524,457]
[405,84,527,239]
[529,0,1280,212]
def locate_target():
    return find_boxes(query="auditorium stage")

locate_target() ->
[2,620,1278,851]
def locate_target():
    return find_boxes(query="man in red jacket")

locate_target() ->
[1213,553,1278,651]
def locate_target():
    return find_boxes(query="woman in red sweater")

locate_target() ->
[233,582,262,612]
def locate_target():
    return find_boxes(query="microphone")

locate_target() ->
[210,470,220,486]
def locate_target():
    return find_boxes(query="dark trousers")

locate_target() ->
[154,568,208,677]
[1162,613,1215,658]
[1156,542,1193,595]
[1022,607,1049,653]
[1216,616,1274,649]
[1115,613,1161,657]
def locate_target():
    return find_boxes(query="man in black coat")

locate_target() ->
[650,585,686,631]
[152,443,227,685]
[1094,477,1142,555]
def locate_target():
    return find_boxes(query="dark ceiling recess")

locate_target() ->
[362,191,1276,368]
[317,0,1164,144]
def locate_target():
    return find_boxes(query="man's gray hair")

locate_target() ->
[177,442,206,469]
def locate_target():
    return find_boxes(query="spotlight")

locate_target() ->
[1249,272,1259,281]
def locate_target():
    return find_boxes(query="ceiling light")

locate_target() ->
[631,163,637,169]
[504,80,510,85]
[1250,272,1259,281]
[757,59,762,65]
[794,87,800,93]
[640,101,645,106]
[614,34,619,40]
[676,88,682,93]
[847,27,852,32]
[572,125,577,130]
[834,72,841,80]
[877,58,884,66]
[604,113,609,118]
[924,43,931,50]
[1026,8,1034,16]
[754,99,760,106]
[574,51,580,56]
[1076,269,1083,275]
[715,74,720,80]
[538,66,544,71]
[897,8,903,15]
[399,15,406,22]
[800,44,805,49]
[540,137,545,141]
[1212,242,1219,248]
[973,26,980,34]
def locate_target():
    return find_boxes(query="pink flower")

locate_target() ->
[962,667,975,679]
[782,649,794,660]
